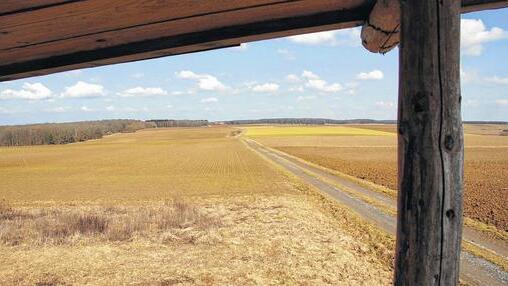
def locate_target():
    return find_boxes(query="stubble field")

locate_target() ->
[0,127,393,285]
[248,124,508,232]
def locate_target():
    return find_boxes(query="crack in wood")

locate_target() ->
[436,0,447,283]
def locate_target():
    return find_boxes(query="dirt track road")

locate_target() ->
[244,138,508,286]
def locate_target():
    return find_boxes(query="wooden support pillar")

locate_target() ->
[395,0,463,285]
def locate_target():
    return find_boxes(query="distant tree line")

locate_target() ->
[0,120,154,147]
[222,118,397,125]
[463,121,508,124]
[147,119,209,128]
[223,118,507,125]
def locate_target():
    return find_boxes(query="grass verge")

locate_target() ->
[462,241,508,272]
[252,140,508,241]
[0,199,221,246]
[243,139,395,269]
[243,138,508,274]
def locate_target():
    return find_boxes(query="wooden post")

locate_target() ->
[395,0,463,285]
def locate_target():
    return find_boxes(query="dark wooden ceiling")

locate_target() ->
[0,0,507,81]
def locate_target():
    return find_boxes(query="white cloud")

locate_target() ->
[0,83,53,100]
[61,81,105,98]
[375,101,395,108]
[252,83,279,93]
[301,71,343,93]
[286,74,300,82]
[357,70,384,80]
[201,97,218,103]
[176,70,227,91]
[277,49,295,60]
[66,70,83,77]
[166,104,173,109]
[80,106,94,112]
[288,31,336,45]
[241,81,258,88]
[296,95,316,102]
[485,76,508,85]
[44,106,70,113]
[106,105,115,111]
[461,19,507,56]
[231,43,248,51]
[287,27,360,46]
[306,79,343,93]
[118,87,168,97]
[461,68,508,86]
[302,70,319,80]
[460,68,479,84]
[496,99,508,106]
[289,86,304,93]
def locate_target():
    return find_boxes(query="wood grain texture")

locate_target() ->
[0,2,367,81]
[461,0,508,13]
[395,0,463,285]
[0,0,81,15]
[0,0,369,65]
[0,0,505,81]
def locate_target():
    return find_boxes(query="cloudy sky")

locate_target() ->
[1,9,507,125]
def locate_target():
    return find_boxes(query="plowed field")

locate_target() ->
[250,124,508,231]
[0,127,393,285]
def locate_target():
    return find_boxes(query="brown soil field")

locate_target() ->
[0,127,393,285]
[0,127,290,202]
[254,125,508,231]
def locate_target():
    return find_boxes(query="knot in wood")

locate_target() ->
[446,209,455,219]
[444,135,454,151]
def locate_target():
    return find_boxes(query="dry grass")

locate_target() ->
[0,198,219,246]
[463,124,508,136]
[0,195,393,285]
[0,127,393,285]
[251,125,508,231]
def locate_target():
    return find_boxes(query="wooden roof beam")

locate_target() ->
[361,0,508,54]
[0,0,506,81]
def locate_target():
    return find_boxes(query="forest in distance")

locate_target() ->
[0,119,214,146]
[0,120,152,146]
[1,118,507,147]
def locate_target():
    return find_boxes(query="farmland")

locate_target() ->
[0,127,289,202]
[0,127,393,285]
[247,124,508,232]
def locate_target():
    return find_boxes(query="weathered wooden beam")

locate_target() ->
[361,0,400,53]
[0,0,506,81]
[395,0,463,285]
[0,0,81,16]
[361,0,508,54]
[462,0,508,13]
[0,5,367,81]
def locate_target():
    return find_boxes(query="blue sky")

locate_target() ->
[1,9,507,125]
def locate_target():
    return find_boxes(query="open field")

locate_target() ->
[248,124,508,231]
[0,127,393,285]
[0,127,290,202]
[245,125,390,137]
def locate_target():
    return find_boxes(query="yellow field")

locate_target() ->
[0,127,291,202]
[245,125,392,137]
[0,127,393,285]
[248,124,508,231]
